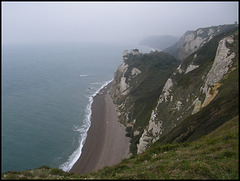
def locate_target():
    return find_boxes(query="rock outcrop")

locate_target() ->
[110,24,238,155]
[164,24,238,60]
[110,49,179,153]
[201,35,236,106]
[137,25,238,153]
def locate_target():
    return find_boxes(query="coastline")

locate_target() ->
[69,81,130,174]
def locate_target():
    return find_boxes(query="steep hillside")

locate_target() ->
[137,26,238,153]
[164,24,238,60]
[109,50,180,154]
[110,25,238,155]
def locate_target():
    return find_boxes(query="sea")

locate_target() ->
[1,42,151,173]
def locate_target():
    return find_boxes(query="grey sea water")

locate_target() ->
[1,42,151,173]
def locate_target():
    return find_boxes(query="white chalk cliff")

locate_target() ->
[137,26,238,154]
[109,24,238,155]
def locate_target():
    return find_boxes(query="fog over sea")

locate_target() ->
[1,42,151,173]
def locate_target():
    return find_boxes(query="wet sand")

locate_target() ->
[69,82,130,174]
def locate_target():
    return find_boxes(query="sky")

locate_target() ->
[1,1,239,46]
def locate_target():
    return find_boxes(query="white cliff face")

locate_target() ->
[137,29,237,155]
[177,63,183,73]
[208,28,214,36]
[111,26,237,156]
[189,35,235,113]
[148,110,163,141]
[178,33,207,60]
[113,50,143,97]
[197,28,203,35]
[201,35,235,96]
[120,77,129,95]
[185,64,199,74]
[137,129,151,154]
[137,109,163,154]
[131,68,141,77]
[137,78,174,154]
[158,78,173,103]
[201,35,235,107]
[177,31,203,60]
[177,26,229,60]
[114,61,130,96]
[118,61,128,74]
[117,67,142,96]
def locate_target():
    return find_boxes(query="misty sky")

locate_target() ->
[2,1,239,45]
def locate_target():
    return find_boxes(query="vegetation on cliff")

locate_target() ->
[111,25,238,155]
[110,51,180,154]
[164,24,238,60]
[141,26,239,149]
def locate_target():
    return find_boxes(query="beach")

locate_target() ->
[69,82,130,174]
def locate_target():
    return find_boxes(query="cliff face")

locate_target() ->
[110,24,238,155]
[137,26,238,153]
[164,24,238,60]
[110,49,179,153]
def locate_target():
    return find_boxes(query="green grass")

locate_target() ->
[87,115,239,180]
[2,116,238,180]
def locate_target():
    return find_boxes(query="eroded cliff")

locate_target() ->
[110,49,179,153]
[164,24,238,60]
[110,24,238,155]
[137,27,238,153]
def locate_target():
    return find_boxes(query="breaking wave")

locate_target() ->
[59,79,112,172]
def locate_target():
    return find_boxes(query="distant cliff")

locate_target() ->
[110,24,239,154]
[164,24,238,60]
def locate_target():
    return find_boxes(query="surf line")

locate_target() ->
[59,79,113,172]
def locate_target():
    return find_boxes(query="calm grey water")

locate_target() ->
[1,42,151,173]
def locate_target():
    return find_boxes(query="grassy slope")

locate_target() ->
[2,115,238,180]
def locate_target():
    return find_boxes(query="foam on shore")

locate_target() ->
[59,79,113,172]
